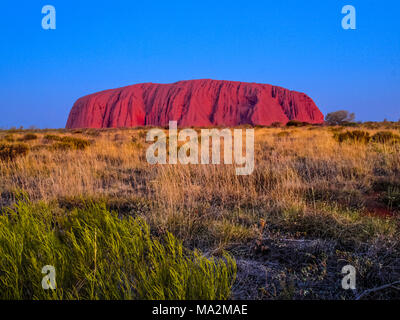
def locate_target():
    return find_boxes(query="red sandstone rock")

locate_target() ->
[66,79,324,128]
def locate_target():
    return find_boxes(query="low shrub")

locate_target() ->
[341,122,359,127]
[276,131,290,138]
[286,120,309,127]
[372,178,400,193]
[84,129,101,137]
[3,134,15,142]
[18,133,38,141]
[114,133,127,141]
[363,122,380,130]
[371,131,400,144]
[30,144,50,152]
[51,142,74,151]
[44,134,62,141]
[0,199,236,299]
[380,186,400,211]
[0,143,29,161]
[328,127,345,134]
[334,130,371,144]
[271,122,283,128]
[137,130,147,139]
[50,137,91,150]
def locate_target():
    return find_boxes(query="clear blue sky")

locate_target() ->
[0,0,399,128]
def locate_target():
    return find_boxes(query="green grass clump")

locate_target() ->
[0,198,236,300]
[0,143,29,161]
[334,130,371,144]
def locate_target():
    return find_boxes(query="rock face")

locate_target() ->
[66,79,324,128]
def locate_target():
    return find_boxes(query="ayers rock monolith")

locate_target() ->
[66,79,324,128]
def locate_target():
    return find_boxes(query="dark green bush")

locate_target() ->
[0,143,29,161]
[334,130,371,144]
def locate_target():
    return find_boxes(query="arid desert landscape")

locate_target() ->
[1,122,399,299]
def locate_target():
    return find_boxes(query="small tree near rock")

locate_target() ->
[325,110,355,125]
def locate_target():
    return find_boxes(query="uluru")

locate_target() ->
[66,79,324,128]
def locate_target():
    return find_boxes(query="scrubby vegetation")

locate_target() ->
[3,134,15,142]
[371,131,400,144]
[334,130,371,144]
[334,130,400,146]
[0,143,29,161]
[18,133,38,141]
[44,134,63,141]
[48,136,91,150]
[0,124,399,300]
[286,120,309,127]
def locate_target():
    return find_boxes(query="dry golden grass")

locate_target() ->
[1,125,400,299]
[1,127,399,238]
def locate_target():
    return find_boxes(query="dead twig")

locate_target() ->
[355,280,400,300]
